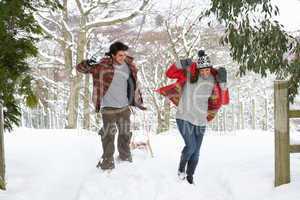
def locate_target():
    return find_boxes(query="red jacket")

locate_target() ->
[76,56,145,112]
[155,63,229,121]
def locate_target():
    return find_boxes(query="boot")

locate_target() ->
[116,155,133,163]
[186,175,194,184]
[177,171,186,180]
[98,158,115,170]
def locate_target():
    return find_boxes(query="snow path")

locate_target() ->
[0,128,300,200]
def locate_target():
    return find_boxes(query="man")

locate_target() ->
[76,41,146,170]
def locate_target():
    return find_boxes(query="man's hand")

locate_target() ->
[86,57,98,66]
[217,67,227,83]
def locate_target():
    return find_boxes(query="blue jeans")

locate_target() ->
[176,119,206,176]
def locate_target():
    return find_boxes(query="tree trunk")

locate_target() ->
[240,102,245,129]
[83,74,90,129]
[0,104,6,190]
[216,112,220,132]
[252,99,256,129]
[64,41,78,129]
[237,87,241,130]
[63,0,82,129]
[156,99,171,134]
[73,17,88,129]
[95,112,101,129]
[231,104,235,131]
[156,111,163,134]
[264,98,268,130]
[162,99,170,131]
[223,108,227,132]
[66,76,81,128]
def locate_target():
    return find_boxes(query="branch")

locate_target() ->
[48,10,73,40]
[165,21,179,60]
[84,0,121,16]
[140,64,160,111]
[38,51,65,66]
[36,19,68,45]
[36,62,64,67]
[34,13,64,44]
[85,0,150,29]
[187,32,201,56]
[61,20,74,42]
[75,0,85,15]
[36,12,62,31]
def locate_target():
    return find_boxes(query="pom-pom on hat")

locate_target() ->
[197,50,212,69]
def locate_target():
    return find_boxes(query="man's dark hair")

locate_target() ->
[105,41,129,57]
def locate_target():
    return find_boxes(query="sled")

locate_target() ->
[130,110,154,157]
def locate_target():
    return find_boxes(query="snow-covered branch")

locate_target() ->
[37,20,68,46]
[38,51,65,66]
[85,0,150,29]
[84,0,120,16]
[36,12,62,31]
[75,0,85,15]
[164,21,179,60]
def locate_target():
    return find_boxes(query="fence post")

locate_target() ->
[274,80,290,187]
[0,104,6,190]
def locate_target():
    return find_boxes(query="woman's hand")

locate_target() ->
[217,67,227,83]
[179,58,192,69]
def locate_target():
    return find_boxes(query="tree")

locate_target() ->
[0,0,61,190]
[137,33,173,133]
[202,0,300,102]
[137,2,237,133]
[0,0,61,131]
[35,0,150,129]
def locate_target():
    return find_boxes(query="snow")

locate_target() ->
[0,128,300,200]
[154,0,300,32]
[273,0,300,32]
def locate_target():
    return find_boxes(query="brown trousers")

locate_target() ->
[99,106,132,162]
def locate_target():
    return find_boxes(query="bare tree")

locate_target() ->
[35,0,150,129]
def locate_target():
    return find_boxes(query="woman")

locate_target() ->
[156,50,229,184]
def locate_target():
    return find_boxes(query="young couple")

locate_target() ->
[76,41,229,185]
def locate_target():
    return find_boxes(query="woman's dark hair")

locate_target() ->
[105,41,129,57]
[184,69,199,83]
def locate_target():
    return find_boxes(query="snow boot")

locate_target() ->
[177,171,186,180]
[97,158,115,170]
[116,155,132,163]
[186,175,194,184]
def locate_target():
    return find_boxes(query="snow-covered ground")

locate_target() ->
[0,128,300,200]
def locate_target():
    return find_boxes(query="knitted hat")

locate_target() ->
[197,50,212,69]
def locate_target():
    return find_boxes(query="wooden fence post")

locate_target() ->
[0,104,6,190]
[274,80,290,187]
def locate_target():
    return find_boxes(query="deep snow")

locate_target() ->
[0,128,300,200]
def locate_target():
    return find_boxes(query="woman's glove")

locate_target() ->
[217,67,227,83]
[179,58,192,69]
